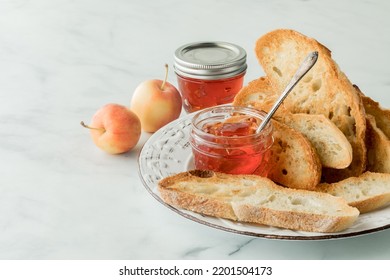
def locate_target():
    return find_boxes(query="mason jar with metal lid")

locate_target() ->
[174,42,247,113]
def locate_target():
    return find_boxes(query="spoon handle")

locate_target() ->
[256,51,319,133]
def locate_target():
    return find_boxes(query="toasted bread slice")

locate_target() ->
[354,85,390,172]
[281,113,352,169]
[366,114,390,173]
[233,76,281,114]
[234,77,353,169]
[357,86,390,138]
[319,172,390,213]
[267,120,321,190]
[255,29,366,182]
[158,170,359,233]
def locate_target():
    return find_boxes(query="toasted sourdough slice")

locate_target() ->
[255,29,366,182]
[319,172,390,213]
[158,170,359,233]
[269,120,321,190]
[365,114,390,173]
[233,77,353,169]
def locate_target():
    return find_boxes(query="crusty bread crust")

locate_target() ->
[320,172,390,213]
[366,114,390,173]
[357,85,390,138]
[255,29,366,182]
[353,85,390,173]
[269,120,322,190]
[232,204,356,233]
[159,170,239,220]
[158,170,359,233]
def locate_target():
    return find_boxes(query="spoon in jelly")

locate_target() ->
[255,51,319,133]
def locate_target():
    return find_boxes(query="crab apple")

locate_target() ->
[131,64,182,133]
[81,104,141,154]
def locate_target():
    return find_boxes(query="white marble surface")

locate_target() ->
[0,0,389,259]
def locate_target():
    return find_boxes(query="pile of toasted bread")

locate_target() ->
[158,29,390,233]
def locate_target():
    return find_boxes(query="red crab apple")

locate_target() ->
[131,64,182,133]
[81,104,141,154]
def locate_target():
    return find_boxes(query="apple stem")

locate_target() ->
[80,121,106,133]
[160,63,169,91]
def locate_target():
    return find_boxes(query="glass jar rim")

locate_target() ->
[191,105,273,143]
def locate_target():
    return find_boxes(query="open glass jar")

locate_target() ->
[190,105,274,176]
[174,42,247,113]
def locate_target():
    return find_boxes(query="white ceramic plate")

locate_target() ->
[138,114,390,240]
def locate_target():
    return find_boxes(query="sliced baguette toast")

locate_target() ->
[357,86,390,138]
[255,29,367,182]
[281,113,352,169]
[233,76,281,115]
[234,77,353,169]
[158,170,359,233]
[353,85,390,173]
[269,120,322,190]
[319,172,390,213]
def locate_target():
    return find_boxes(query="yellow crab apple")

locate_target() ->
[81,104,141,154]
[131,64,182,133]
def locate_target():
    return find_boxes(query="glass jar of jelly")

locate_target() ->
[174,42,247,113]
[190,105,274,176]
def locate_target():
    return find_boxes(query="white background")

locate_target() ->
[0,0,389,259]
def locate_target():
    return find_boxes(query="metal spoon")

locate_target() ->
[255,51,319,133]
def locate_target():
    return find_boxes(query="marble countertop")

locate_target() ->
[1,0,389,259]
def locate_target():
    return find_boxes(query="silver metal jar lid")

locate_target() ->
[174,41,247,80]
